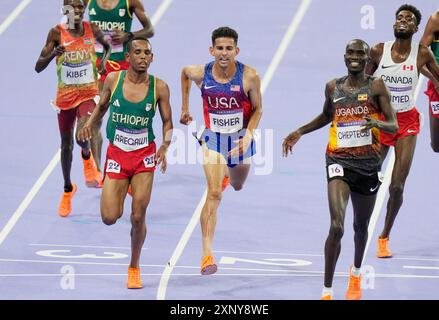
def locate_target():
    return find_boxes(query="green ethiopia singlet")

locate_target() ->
[107,71,157,152]
[431,38,439,64]
[88,0,133,62]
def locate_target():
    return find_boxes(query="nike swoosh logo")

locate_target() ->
[204,85,216,90]
[63,40,76,46]
[370,185,379,192]
[381,65,397,69]
[333,97,346,103]
[407,129,417,133]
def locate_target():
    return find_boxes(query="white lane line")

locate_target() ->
[403,265,439,271]
[214,250,323,257]
[362,75,425,263]
[150,0,173,26]
[394,257,439,262]
[0,0,173,247]
[29,243,148,250]
[0,151,60,246]
[0,0,32,35]
[2,272,439,279]
[156,0,313,300]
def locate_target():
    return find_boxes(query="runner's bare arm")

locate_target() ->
[420,13,439,48]
[131,0,154,38]
[35,27,63,73]
[244,67,262,138]
[78,72,118,141]
[111,0,154,44]
[420,45,439,83]
[366,78,398,133]
[155,78,173,173]
[282,80,334,157]
[180,65,204,125]
[91,23,111,73]
[365,43,384,76]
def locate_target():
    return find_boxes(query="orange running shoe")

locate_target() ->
[201,255,217,275]
[222,176,230,192]
[345,266,362,300]
[82,153,100,188]
[127,267,143,289]
[377,237,393,258]
[58,183,77,217]
[321,295,333,300]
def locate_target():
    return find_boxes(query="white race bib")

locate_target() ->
[328,164,344,178]
[431,102,439,115]
[209,111,243,134]
[61,61,95,85]
[337,122,372,148]
[113,127,149,152]
[106,159,121,173]
[143,153,155,168]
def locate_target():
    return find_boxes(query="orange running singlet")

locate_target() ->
[55,22,99,110]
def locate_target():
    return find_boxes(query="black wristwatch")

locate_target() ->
[127,32,135,41]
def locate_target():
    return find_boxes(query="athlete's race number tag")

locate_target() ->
[61,62,95,85]
[106,159,121,173]
[431,102,439,115]
[328,164,344,178]
[143,154,155,168]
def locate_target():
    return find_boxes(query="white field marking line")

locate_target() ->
[362,75,425,262]
[150,0,173,26]
[403,265,439,271]
[0,0,173,247]
[214,250,323,257]
[395,257,439,262]
[2,272,439,279]
[156,0,313,300]
[0,0,32,35]
[29,243,147,250]
[0,258,163,267]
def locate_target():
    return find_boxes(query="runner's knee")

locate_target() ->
[130,210,146,227]
[207,189,222,201]
[329,221,344,240]
[101,214,119,226]
[61,138,74,152]
[101,207,123,225]
[353,221,368,235]
[389,183,404,198]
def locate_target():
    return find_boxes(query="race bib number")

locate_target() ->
[61,61,95,85]
[337,122,372,148]
[113,127,149,152]
[209,111,243,134]
[328,164,344,178]
[106,159,121,173]
[95,32,123,53]
[431,102,439,115]
[143,153,155,168]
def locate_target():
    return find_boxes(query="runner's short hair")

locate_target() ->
[211,27,238,45]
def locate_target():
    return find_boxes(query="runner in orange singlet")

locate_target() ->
[35,0,110,217]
